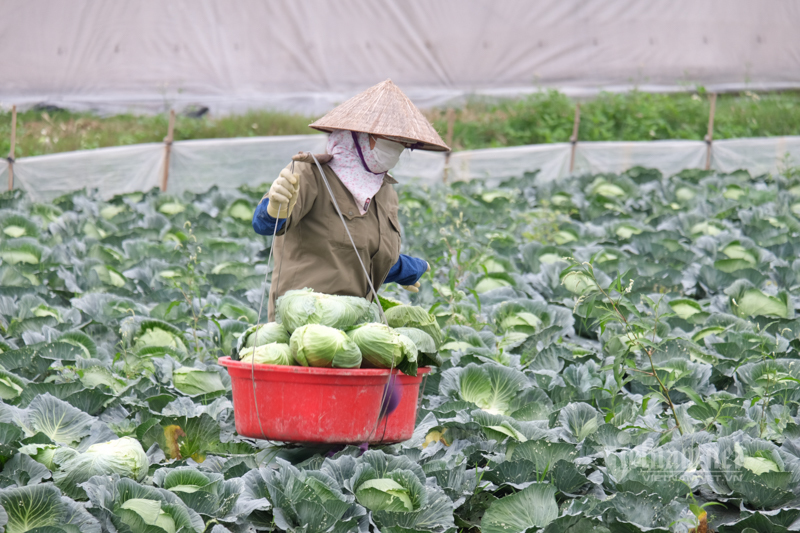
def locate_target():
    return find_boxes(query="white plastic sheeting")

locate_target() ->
[711,137,800,176]
[168,135,328,195]
[0,161,7,192]
[393,150,448,185]
[449,144,571,185]
[8,135,800,202]
[573,141,709,179]
[13,143,164,202]
[2,0,799,114]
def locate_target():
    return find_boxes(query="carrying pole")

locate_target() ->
[569,103,580,173]
[7,105,16,191]
[443,107,455,183]
[704,93,717,171]
[161,109,176,192]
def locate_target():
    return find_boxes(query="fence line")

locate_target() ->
[568,104,581,173]
[4,134,800,202]
[6,106,16,191]
[704,93,718,171]
[161,110,176,192]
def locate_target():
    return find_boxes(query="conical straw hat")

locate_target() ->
[309,79,450,152]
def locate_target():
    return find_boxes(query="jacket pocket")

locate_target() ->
[388,212,401,233]
[387,212,402,250]
[374,210,403,286]
[329,195,376,252]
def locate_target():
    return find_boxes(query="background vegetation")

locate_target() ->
[1,89,799,158]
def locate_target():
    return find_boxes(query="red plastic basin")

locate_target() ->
[218,357,430,444]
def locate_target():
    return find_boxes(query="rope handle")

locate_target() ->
[249,161,293,442]
[307,153,397,443]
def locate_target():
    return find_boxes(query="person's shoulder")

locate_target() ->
[290,153,332,180]
[379,179,400,206]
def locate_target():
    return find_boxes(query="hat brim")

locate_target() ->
[308,79,451,152]
[309,124,449,152]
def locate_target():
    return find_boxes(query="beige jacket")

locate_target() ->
[265,153,402,319]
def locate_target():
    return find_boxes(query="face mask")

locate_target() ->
[371,137,405,171]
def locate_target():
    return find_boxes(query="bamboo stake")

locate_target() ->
[445,107,455,149]
[443,107,455,183]
[704,93,717,171]
[7,105,16,191]
[161,109,176,192]
[569,103,581,172]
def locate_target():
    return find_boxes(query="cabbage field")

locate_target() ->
[0,165,799,532]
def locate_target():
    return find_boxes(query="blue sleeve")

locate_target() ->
[252,198,286,235]
[384,254,428,285]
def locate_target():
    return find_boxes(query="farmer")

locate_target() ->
[252,80,450,319]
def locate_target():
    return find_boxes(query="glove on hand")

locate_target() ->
[266,168,300,218]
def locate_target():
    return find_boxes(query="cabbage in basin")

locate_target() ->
[384,304,442,348]
[239,342,293,366]
[290,324,362,368]
[276,288,374,333]
[348,323,417,370]
[394,327,436,354]
[241,322,290,349]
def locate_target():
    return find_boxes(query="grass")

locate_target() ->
[426,89,800,150]
[0,109,318,159]
[1,89,800,158]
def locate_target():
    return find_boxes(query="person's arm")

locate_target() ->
[252,198,287,236]
[384,254,429,286]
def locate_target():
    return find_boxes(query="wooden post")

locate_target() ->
[445,107,455,149]
[161,109,176,192]
[7,105,16,191]
[704,93,717,171]
[443,107,455,183]
[568,103,581,173]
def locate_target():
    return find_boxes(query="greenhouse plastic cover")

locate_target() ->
[9,135,800,202]
[1,0,799,114]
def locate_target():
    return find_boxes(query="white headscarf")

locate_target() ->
[327,130,404,215]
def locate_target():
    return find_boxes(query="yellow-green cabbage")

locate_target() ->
[277,288,374,333]
[239,342,293,366]
[290,324,362,368]
[242,322,290,348]
[348,323,417,370]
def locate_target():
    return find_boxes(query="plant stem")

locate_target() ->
[573,263,684,436]
[644,347,683,435]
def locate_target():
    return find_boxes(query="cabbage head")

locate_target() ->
[239,342,293,366]
[290,324,362,368]
[133,320,187,354]
[172,367,226,396]
[348,323,417,374]
[397,327,441,368]
[394,327,436,354]
[356,477,416,512]
[351,451,425,513]
[703,432,800,509]
[53,436,149,498]
[240,322,289,350]
[385,305,442,348]
[120,498,178,533]
[277,288,373,333]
